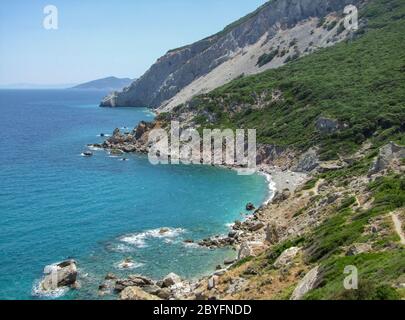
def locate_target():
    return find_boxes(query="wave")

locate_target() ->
[31,280,68,299]
[111,244,135,253]
[258,171,276,205]
[120,227,186,248]
[115,261,144,270]
[88,146,103,151]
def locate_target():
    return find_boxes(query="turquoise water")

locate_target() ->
[0,90,269,300]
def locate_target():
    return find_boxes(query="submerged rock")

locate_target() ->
[82,151,93,157]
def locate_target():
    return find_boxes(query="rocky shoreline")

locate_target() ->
[38,119,404,300]
[83,121,313,300]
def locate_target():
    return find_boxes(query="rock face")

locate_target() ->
[40,260,78,291]
[315,117,346,134]
[294,148,320,173]
[369,142,405,174]
[238,242,253,260]
[265,223,279,244]
[290,266,321,300]
[101,0,358,109]
[272,189,291,204]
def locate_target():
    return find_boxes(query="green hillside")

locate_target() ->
[173,0,405,160]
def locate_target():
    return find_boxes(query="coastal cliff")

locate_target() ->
[100,0,359,109]
[89,0,405,300]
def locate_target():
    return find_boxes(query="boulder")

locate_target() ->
[105,273,117,280]
[224,258,236,265]
[162,273,182,288]
[249,222,265,232]
[120,286,161,300]
[347,243,372,256]
[208,276,219,290]
[290,266,321,300]
[274,247,301,269]
[156,288,172,300]
[238,242,253,260]
[142,284,162,296]
[246,203,256,211]
[127,275,154,286]
[228,230,238,238]
[159,228,170,235]
[114,275,154,292]
[110,149,124,156]
[134,121,152,140]
[265,223,279,244]
[40,260,78,291]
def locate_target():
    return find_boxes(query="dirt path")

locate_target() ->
[391,212,405,245]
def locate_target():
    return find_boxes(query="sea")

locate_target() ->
[0,89,269,300]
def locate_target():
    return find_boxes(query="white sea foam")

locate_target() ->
[88,146,103,151]
[120,227,186,248]
[115,261,144,270]
[258,171,276,205]
[31,281,68,299]
[183,242,200,249]
[113,244,135,253]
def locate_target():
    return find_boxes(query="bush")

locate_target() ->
[336,281,400,300]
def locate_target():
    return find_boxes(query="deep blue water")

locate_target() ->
[0,90,268,300]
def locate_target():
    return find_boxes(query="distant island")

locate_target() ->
[71,77,134,91]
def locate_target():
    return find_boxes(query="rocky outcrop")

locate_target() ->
[272,189,291,204]
[293,148,320,173]
[290,266,321,300]
[238,242,254,260]
[369,142,405,175]
[265,223,279,244]
[316,117,347,135]
[101,0,359,109]
[40,260,78,292]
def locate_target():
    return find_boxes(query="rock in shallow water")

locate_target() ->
[40,260,78,292]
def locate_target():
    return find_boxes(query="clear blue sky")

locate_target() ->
[0,0,267,86]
